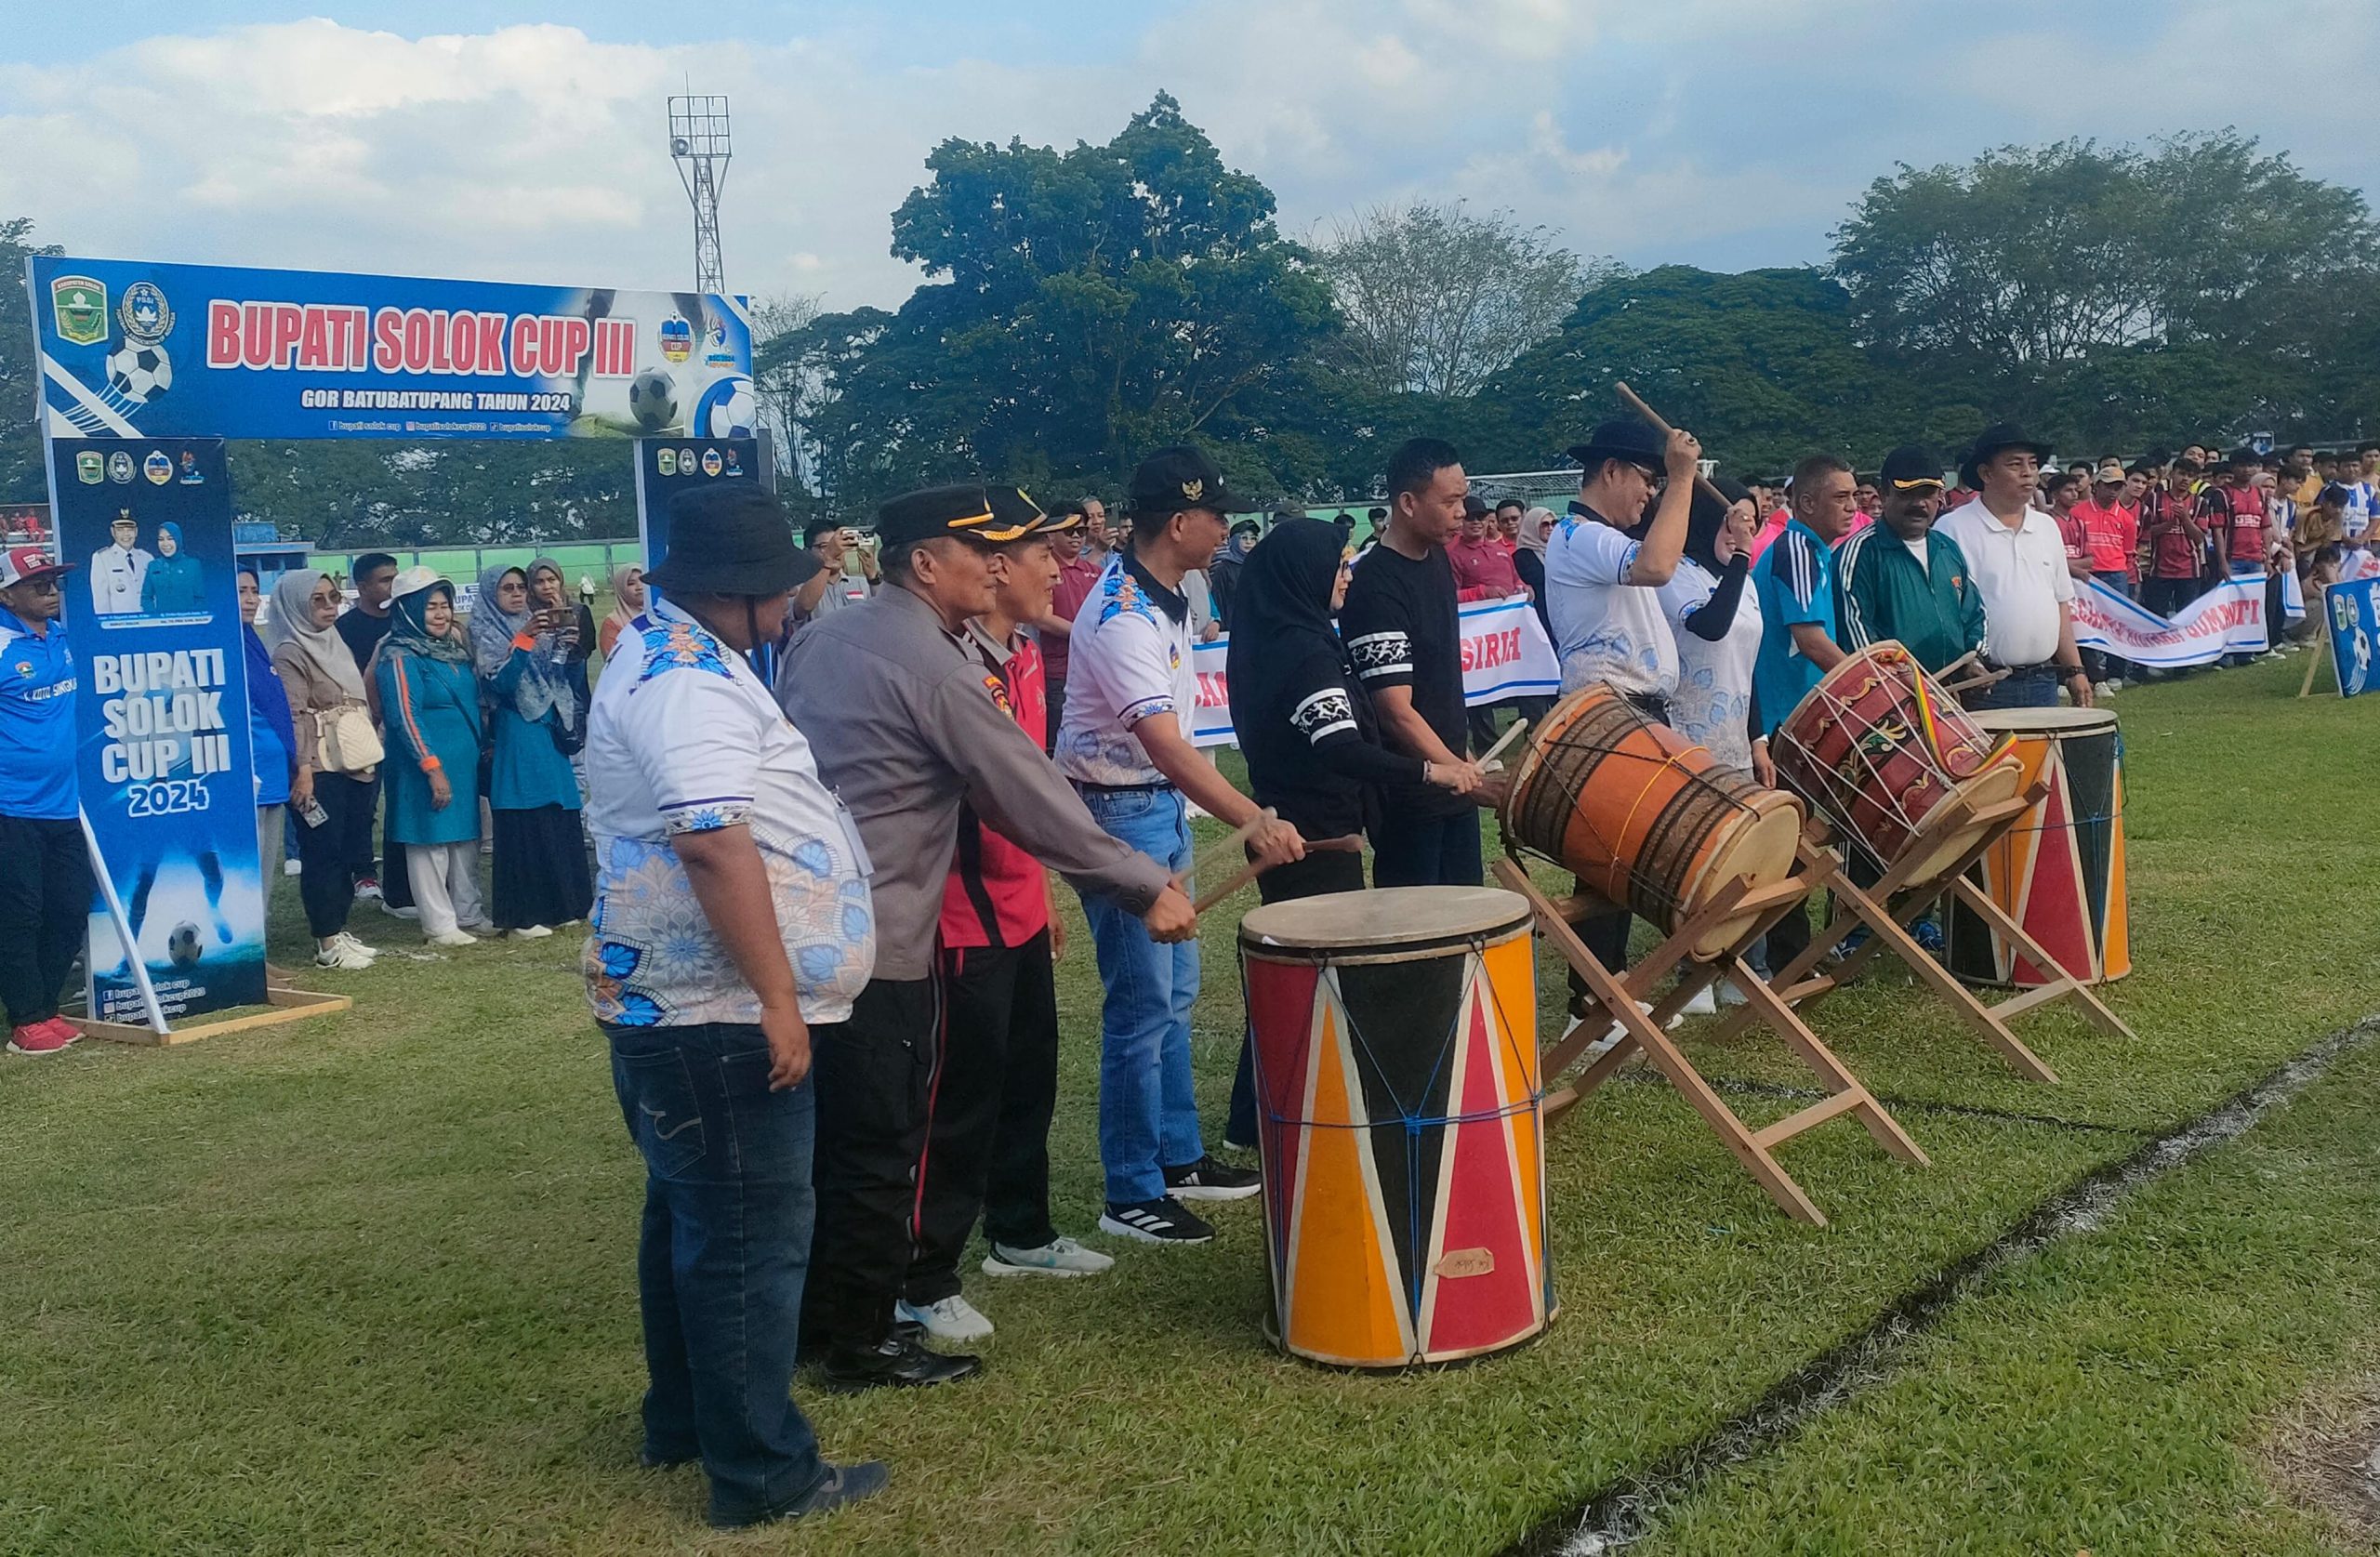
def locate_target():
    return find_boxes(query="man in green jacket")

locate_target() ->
[1835,444,1986,674]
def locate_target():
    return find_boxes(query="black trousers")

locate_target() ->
[1225,847,1368,1144]
[1041,675,1065,757]
[0,813,90,1028]
[906,931,1062,1303]
[1371,810,1483,888]
[804,974,940,1351]
[294,772,372,940]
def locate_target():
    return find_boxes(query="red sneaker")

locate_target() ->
[8,1020,78,1056]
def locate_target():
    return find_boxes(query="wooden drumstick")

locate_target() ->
[1191,830,1364,913]
[1613,381,1729,509]
[1475,717,1530,772]
[1172,806,1277,893]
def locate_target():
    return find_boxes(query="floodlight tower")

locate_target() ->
[668,95,733,295]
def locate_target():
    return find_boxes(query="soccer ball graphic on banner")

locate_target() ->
[628,368,678,432]
[166,921,204,969]
[694,373,757,439]
[106,342,173,404]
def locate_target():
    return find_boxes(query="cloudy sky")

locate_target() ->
[4,1,2375,313]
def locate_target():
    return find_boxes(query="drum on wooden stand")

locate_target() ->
[1239,887,1551,1368]
[1944,706,2130,986]
[1770,640,2022,879]
[1500,685,1804,959]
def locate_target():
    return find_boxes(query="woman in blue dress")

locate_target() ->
[139,522,205,614]
[470,564,595,938]
[376,570,486,947]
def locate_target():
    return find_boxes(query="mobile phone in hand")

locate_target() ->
[299,798,330,828]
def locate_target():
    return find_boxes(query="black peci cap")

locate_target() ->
[1127,445,1246,518]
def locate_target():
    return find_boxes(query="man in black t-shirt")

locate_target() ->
[1341,439,1491,886]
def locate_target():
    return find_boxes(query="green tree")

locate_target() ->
[785,93,1339,509]
[1,216,63,502]
[1316,200,1613,399]
[1488,265,1923,480]
[1831,132,2380,446]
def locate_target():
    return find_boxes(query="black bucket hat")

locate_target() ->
[1566,418,1664,476]
[1966,422,2053,467]
[644,486,822,597]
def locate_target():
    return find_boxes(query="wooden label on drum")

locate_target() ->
[1435,1247,1496,1279]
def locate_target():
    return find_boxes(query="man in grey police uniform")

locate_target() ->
[777,482,1197,1393]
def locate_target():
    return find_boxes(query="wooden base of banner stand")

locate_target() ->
[1705,791,2134,1083]
[73,981,353,1049]
[1491,857,1927,1227]
[2299,633,2332,697]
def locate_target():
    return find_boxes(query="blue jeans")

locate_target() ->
[1077,786,1203,1205]
[1972,666,2059,709]
[609,1023,826,1526]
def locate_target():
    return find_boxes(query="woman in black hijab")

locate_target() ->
[1220,517,1473,1144]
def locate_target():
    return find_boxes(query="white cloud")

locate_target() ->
[0,0,2368,322]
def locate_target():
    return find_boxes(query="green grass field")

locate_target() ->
[3,654,2375,1555]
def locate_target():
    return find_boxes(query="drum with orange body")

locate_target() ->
[1500,684,1804,959]
[1770,640,2021,879]
[1239,887,1551,1368]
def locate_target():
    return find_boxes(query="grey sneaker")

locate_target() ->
[984,1235,1115,1278]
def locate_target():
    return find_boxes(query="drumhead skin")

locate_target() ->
[1901,758,2023,883]
[1970,706,2121,737]
[1241,886,1533,953]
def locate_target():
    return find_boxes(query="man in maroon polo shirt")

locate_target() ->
[1033,499,1104,755]
[901,495,1116,1344]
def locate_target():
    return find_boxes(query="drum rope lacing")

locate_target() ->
[1522,737,1752,911]
[1240,933,1542,1315]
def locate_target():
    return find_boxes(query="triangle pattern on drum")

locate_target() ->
[1280,979,1411,1366]
[1417,968,1542,1355]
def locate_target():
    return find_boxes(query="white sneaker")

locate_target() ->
[332,931,378,960]
[1679,985,1719,1017]
[509,924,554,940]
[2094,680,2120,698]
[1575,999,1680,1058]
[426,929,479,948]
[314,941,374,971]
[384,903,420,920]
[895,1294,994,1343]
[983,1235,1116,1278]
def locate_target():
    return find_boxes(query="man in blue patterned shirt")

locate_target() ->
[581,486,884,1530]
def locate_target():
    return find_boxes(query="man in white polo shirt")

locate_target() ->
[1937,423,2094,710]
[1056,446,1303,1248]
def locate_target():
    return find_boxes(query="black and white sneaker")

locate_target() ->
[1098,1196,1215,1245]
[1162,1154,1262,1201]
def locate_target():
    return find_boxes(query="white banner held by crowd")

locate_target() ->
[1188,596,1559,746]
[2069,573,2303,669]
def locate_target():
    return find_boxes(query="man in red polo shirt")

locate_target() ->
[1448,494,1524,601]
[901,495,1115,1346]
[2140,459,2208,627]
[1034,499,1104,754]
[2069,461,2140,690]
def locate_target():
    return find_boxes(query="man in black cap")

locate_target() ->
[1054,446,1303,1246]
[1835,445,1985,675]
[1341,438,1493,890]
[778,483,1197,1387]
[1937,423,2093,709]
[581,485,883,1526]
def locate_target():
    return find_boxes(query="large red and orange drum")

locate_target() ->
[1771,641,2021,879]
[1944,706,2131,986]
[1501,685,1804,958]
[1239,887,1552,1368]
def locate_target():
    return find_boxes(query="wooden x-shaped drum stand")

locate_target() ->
[1490,854,1925,1227]
[1703,783,2135,1082]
